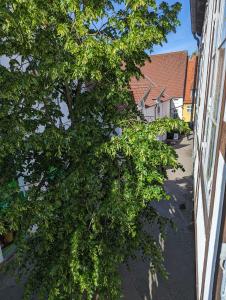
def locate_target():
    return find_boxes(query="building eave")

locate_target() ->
[190,0,208,36]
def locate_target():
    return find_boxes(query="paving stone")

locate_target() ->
[122,136,195,300]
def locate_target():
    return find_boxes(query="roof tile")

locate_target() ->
[184,55,197,104]
[130,51,188,107]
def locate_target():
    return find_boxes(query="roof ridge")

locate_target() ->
[131,50,188,107]
[143,74,171,99]
[149,50,188,57]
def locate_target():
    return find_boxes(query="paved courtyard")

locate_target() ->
[121,135,195,300]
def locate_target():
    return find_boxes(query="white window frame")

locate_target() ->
[202,3,226,210]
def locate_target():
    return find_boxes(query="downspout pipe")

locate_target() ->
[191,32,201,128]
[193,32,200,48]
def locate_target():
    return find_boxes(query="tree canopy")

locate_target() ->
[0,1,188,299]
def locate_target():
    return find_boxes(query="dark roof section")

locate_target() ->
[190,0,207,36]
[184,55,198,104]
[130,51,188,107]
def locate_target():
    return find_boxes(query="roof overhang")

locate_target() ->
[190,0,207,36]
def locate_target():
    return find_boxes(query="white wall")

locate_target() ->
[196,186,206,298]
[193,1,212,290]
[0,56,10,68]
[195,1,214,143]
[162,100,170,118]
[143,105,155,122]
[142,100,171,123]
[170,97,183,120]
[193,0,226,298]
[203,152,226,300]
[143,101,170,141]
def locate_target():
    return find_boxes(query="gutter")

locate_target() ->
[190,0,208,37]
[193,33,200,48]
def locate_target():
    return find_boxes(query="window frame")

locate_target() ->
[202,5,226,211]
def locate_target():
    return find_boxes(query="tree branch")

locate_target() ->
[64,83,74,125]
[64,80,82,126]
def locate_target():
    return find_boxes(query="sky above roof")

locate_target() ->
[153,0,197,55]
[113,1,197,55]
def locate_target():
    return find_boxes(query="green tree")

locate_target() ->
[0,1,188,299]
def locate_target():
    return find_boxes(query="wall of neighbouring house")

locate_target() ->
[143,98,184,121]
[0,55,71,264]
[193,0,226,299]
[161,100,171,119]
[142,100,171,123]
[183,104,192,122]
[170,98,183,119]
[142,105,156,122]
[141,100,170,141]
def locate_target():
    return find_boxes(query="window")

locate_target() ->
[202,19,217,166]
[221,0,226,42]
[220,243,226,299]
[187,105,192,113]
[206,45,225,177]
[221,267,226,299]
[204,41,225,209]
[202,2,226,210]
[172,109,178,119]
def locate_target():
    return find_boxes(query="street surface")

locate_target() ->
[121,136,195,300]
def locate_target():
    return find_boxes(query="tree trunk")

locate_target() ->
[64,83,75,125]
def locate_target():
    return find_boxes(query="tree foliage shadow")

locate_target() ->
[121,173,195,300]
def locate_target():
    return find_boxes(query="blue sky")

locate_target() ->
[112,1,197,55]
[153,0,197,55]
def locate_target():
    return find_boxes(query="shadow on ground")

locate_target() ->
[121,137,195,300]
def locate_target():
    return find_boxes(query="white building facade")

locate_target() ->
[190,0,226,299]
[131,51,188,126]
[140,99,170,122]
[140,97,183,122]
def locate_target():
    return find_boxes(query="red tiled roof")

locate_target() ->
[184,55,197,104]
[130,51,188,107]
